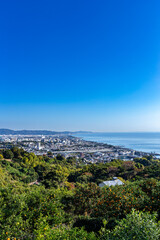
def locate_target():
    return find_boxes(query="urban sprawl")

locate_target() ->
[0,134,159,163]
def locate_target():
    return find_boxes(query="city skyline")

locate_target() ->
[0,0,160,132]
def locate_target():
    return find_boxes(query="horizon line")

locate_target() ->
[0,128,160,134]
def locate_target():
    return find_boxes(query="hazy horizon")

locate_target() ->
[0,128,160,134]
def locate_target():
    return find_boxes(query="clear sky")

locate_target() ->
[0,0,160,132]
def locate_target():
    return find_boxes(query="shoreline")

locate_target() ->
[73,135,160,156]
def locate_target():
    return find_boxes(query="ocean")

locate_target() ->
[73,132,160,155]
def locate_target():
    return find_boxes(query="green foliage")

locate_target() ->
[0,186,65,239]
[134,157,153,166]
[101,210,160,240]
[41,164,69,188]
[0,147,160,239]
[35,223,96,240]
[11,146,25,158]
[3,149,14,159]
[135,163,160,180]
[0,166,13,187]
[72,179,160,226]
[56,154,65,161]
[73,216,103,233]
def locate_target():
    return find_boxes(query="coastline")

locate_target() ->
[73,132,160,156]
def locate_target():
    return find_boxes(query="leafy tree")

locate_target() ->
[67,156,77,165]
[101,210,160,240]
[41,164,69,188]
[11,146,23,158]
[3,149,14,159]
[134,157,152,166]
[47,151,52,156]
[56,154,65,161]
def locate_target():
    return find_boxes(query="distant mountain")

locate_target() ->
[0,129,91,135]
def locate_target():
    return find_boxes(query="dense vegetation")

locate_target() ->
[0,147,160,239]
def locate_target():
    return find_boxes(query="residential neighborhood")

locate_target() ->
[0,134,158,164]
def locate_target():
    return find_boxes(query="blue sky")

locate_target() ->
[0,0,160,131]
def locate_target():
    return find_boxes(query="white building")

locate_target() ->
[37,142,41,150]
[99,177,124,187]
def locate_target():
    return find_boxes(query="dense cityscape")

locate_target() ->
[0,134,159,164]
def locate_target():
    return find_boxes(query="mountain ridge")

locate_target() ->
[0,128,91,135]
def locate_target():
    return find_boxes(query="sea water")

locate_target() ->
[73,132,160,154]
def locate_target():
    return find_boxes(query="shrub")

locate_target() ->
[34,221,96,240]
[101,209,160,240]
[3,149,14,159]
[73,216,103,232]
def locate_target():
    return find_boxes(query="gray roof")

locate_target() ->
[99,178,124,187]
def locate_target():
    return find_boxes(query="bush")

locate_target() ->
[0,187,65,239]
[3,149,14,159]
[34,222,96,240]
[101,209,160,240]
[73,216,103,232]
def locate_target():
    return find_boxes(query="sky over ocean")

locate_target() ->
[0,0,160,131]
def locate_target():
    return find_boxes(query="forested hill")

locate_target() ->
[0,147,160,239]
[0,128,91,135]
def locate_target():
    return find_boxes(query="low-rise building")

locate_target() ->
[99,177,124,187]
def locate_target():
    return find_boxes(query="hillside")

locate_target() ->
[0,147,160,239]
[0,128,91,135]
